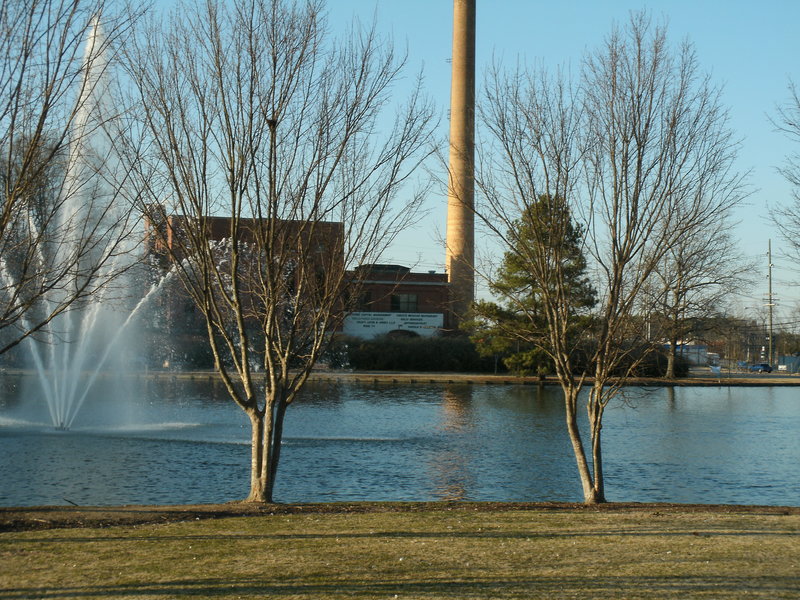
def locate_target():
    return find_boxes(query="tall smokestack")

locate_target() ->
[445,0,475,326]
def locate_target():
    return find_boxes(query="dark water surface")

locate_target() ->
[0,378,798,506]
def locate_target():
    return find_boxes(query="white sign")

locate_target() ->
[343,312,443,339]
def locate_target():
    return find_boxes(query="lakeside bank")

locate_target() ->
[307,369,800,387]
[2,500,799,532]
[126,369,800,387]
[5,368,795,386]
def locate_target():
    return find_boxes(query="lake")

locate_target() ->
[0,377,798,506]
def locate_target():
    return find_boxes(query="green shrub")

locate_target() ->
[325,335,691,377]
[333,335,496,373]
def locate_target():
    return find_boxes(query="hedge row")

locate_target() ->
[334,335,497,373]
[329,334,690,377]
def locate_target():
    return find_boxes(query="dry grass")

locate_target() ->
[1,507,799,599]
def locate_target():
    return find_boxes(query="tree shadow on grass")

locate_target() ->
[5,525,798,546]
[1,574,798,599]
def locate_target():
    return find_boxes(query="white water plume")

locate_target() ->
[13,16,158,430]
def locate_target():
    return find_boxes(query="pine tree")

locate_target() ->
[467,195,596,375]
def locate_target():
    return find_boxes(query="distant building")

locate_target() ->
[664,340,710,365]
[343,264,451,339]
[142,211,346,366]
[144,211,344,266]
[144,213,452,343]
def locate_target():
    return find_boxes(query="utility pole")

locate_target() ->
[765,239,775,366]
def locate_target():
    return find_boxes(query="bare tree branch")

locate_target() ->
[0,0,142,356]
[121,0,436,502]
[772,80,800,257]
[475,12,747,504]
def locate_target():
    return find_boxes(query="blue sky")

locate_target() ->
[152,0,800,319]
[324,1,800,318]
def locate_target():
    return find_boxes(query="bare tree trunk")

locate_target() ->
[247,410,268,502]
[266,399,288,501]
[666,335,678,379]
[563,386,597,503]
[589,388,606,503]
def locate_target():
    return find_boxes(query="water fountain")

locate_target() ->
[17,16,146,430]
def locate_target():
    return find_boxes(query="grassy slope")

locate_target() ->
[1,506,799,599]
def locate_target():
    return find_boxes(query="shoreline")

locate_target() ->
[2,500,799,532]
[307,370,800,387]
[3,368,800,386]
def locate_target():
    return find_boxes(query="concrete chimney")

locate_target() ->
[445,0,475,326]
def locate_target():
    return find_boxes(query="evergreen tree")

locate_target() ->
[466,195,596,375]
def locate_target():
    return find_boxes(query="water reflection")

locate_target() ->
[1,378,799,506]
[429,386,474,500]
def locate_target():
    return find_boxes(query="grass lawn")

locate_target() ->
[1,505,798,599]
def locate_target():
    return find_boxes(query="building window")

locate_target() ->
[359,291,372,311]
[391,293,418,313]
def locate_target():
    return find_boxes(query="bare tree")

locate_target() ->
[0,0,140,356]
[773,81,800,258]
[646,221,753,378]
[476,13,746,504]
[122,0,435,502]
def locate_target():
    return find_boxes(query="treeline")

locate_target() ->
[328,335,689,377]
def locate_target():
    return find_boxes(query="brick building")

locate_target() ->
[144,212,345,266]
[343,264,452,338]
[144,212,452,342]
